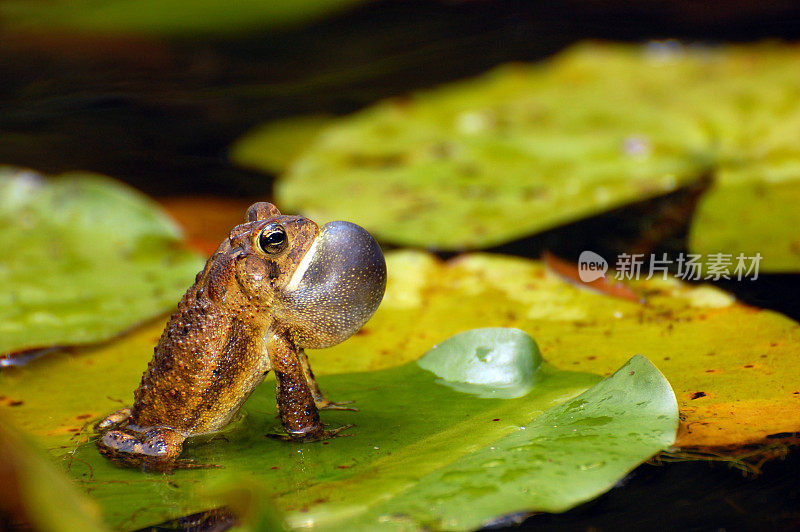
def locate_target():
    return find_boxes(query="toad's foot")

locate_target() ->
[265,424,354,442]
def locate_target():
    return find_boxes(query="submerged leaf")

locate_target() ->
[0,168,204,355]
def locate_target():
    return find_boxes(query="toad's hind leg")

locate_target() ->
[97,428,185,471]
[298,349,358,411]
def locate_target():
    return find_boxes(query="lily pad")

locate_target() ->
[689,176,800,273]
[305,251,800,448]
[275,45,710,250]
[417,327,542,398]
[0,318,676,530]
[0,0,366,37]
[1,249,796,527]
[262,42,800,270]
[0,168,204,355]
[229,115,335,175]
[346,355,676,530]
[661,44,800,271]
[21,244,777,452]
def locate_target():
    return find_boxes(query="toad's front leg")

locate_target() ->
[266,332,352,441]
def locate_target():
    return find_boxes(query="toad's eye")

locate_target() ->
[257,225,287,254]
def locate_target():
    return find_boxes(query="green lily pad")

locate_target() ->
[0,320,676,530]
[260,42,800,270]
[689,176,800,273]
[0,0,366,37]
[681,46,800,271]
[0,167,204,355]
[275,46,710,250]
[230,115,335,175]
[347,355,676,530]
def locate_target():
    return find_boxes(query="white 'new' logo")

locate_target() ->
[578,250,608,282]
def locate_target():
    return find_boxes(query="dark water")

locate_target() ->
[4,0,800,196]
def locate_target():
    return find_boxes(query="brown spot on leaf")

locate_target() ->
[766,432,796,439]
[691,392,707,400]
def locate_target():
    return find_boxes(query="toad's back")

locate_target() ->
[131,245,273,435]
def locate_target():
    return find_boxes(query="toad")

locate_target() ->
[96,202,386,470]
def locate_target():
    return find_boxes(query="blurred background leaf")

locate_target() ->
[0,415,107,532]
[0,0,367,37]
[0,168,203,356]
[229,42,800,271]
[230,115,335,175]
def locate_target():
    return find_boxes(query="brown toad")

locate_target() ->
[96,202,386,470]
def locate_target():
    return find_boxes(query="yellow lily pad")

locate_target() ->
[308,251,800,448]
[0,168,204,356]
[3,250,794,453]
